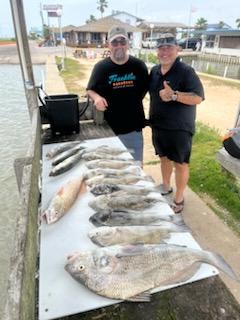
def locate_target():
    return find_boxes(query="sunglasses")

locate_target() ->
[110,38,127,47]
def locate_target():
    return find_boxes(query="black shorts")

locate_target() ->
[152,129,193,164]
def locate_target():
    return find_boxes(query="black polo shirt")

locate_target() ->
[149,57,204,134]
[87,56,149,134]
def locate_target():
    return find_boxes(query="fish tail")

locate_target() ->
[205,251,239,281]
[144,175,155,182]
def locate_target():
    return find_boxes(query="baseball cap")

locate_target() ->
[108,26,128,42]
[157,33,177,48]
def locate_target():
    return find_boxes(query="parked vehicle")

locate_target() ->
[177,38,201,51]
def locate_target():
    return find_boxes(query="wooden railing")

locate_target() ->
[3,108,41,320]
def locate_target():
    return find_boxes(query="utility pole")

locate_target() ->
[39,2,45,37]
[9,0,38,120]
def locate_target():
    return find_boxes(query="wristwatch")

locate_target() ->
[171,91,178,101]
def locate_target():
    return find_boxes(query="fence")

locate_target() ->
[181,53,240,80]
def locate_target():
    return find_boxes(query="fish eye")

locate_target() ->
[78,265,85,271]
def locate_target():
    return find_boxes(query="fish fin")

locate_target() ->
[159,263,202,286]
[126,291,151,302]
[169,215,186,225]
[42,210,57,224]
[116,244,146,258]
[134,160,142,167]
[126,148,134,154]
[205,251,240,281]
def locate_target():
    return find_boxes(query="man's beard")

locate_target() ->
[113,48,127,62]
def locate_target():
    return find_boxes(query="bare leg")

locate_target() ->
[174,162,189,203]
[160,156,173,189]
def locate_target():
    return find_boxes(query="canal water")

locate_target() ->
[0,64,44,314]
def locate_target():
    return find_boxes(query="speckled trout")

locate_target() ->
[49,150,85,176]
[51,144,85,166]
[65,244,239,301]
[46,141,83,159]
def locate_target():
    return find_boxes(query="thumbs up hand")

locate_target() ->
[159,81,174,102]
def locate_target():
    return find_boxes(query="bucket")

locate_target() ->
[45,94,80,135]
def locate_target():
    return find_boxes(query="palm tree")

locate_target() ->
[236,18,240,29]
[97,0,108,18]
[86,15,97,24]
[195,17,208,30]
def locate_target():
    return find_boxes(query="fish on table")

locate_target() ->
[42,176,85,224]
[82,152,129,162]
[84,145,133,156]
[85,174,153,187]
[88,192,164,212]
[46,141,83,159]
[90,183,161,196]
[85,159,138,170]
[89,210,183,227]
[88,225,190,246]
[65,243,239,301]
[51,144,86,166]
[49,150,85,176]
[83,166,142,181]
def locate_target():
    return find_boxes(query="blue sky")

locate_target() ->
[2,0,239,37]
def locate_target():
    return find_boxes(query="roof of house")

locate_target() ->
[62,25,78,32]
[75,16,141,33]
[138,21,188,29]
[111,10,143,21]
[206,23,232,30]
[195,29,240,36]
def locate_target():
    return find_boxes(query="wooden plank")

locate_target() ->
[14,157,33,192]
[41,121,115,144]
[3,109,41,320]
[216,148,240,178]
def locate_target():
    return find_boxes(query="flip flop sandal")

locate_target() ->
[171,199,184,214]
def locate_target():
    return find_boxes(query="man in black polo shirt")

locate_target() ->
[149,33,204,213]
[87,26,149,161]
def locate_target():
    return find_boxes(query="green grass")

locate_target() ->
[189,122,240,222]
[55,56,87,96]
[0,38,15,43]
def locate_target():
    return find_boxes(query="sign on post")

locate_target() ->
[43,4,63,10]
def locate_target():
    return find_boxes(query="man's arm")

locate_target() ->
[159,81,203,105]
[175,91,203,105]
[87,90,108,111]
